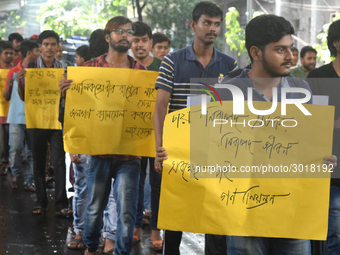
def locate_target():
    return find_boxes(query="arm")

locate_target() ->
[59,73,73,105]
[3,77,13,101]
[17,69,26,101]
[154,88,171,173]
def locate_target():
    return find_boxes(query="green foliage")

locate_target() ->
[224,7,263,57]
[0,10,27,39]
[145,0,201,49]
[314,12,340,63]
[37,0,128,39]
[225,7,245,56]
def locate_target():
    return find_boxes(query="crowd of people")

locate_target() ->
[0,1,340,255]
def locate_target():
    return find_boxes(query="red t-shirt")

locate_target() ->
[12,53,23,65]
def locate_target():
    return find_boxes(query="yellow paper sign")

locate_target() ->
[158,101,334,240]
[0,69,10,117]
[25,68,63,129]
[63,66,158,156]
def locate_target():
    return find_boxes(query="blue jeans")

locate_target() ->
[83,156,140,255]
[9,124,34,184]
[73,155,117,237]
[327,185,340,254]
[227,236,311,255]
[103,179,118,241]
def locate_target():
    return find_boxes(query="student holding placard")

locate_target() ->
[60,16,146,255]
[0,41,14,175]
[18,30,69,217]
[4,40,40,191]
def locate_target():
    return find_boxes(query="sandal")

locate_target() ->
[132,235,140,243]
[142,215,150,225]
[101,248,115,255]
[32,206,45,215]
[150,240,163,251]
[68,238,84,250]
[55,208,72,218]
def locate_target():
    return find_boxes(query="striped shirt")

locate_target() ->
[155,44,237,113]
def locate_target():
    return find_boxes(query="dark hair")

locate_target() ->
[300,46,317,58]
[104,16,135,35]
[8,33,24,42]
[76,45,91,62]
[0,41,13,53]
[192,1,223,23]
[133,21,152,39]
[291,46,298,53]
[38,30,59,44]
[20,40,39,58]
[152,32,171,48]
[245,15,295,62]
[327,19,340,57]
[89,29,108,58]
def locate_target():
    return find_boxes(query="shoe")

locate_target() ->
[10,175,18,189]
[24,183,36,192]
[55,208,72,218]
[32,206,45,215]
[68,238,84,250]
[101,248,115,255]
[0,166,7,175]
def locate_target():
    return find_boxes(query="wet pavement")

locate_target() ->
[0,169,204,255]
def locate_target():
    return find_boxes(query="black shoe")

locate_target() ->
[10,175,18,189]
[24,182,36,192]
[0,165,7,175]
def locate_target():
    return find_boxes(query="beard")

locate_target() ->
[262,54,291,77]
[110,37,131,53]
[302,63,315,72]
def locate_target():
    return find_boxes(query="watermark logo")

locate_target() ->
[199,82,222,115]
[200,84,312,116]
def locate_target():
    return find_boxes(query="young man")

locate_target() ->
[8,33,24,65]
[4,40,40,190]
[130,21,162,251]
[217,14,336,255]
[154,2,237,255]
[151,32,171,60]
[291,46,299,67]
[18,30,69,217]
[290,46,317,79]
[0,41,14,175]
[60,16,146,255]
[307,19,340,255]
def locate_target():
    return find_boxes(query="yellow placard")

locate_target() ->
[63,66,158,156]
[25,68,63,129]
[158,101,334,240]
[0,69,10,117]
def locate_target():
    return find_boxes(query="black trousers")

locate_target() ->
[0,124,9,164]
[27,129,68,211]
[163,231,227,255]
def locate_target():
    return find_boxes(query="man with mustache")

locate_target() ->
[217,14,337,255]
[290,46,317,79]
[17,30,69,217]
[60,16,146,255]
[154,1,237,254]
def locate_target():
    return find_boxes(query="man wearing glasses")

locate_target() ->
[60,16,145,255]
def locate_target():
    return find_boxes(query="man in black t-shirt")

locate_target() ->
[307,19,340,255]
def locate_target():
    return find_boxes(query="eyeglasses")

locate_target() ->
[112,28,135,36]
